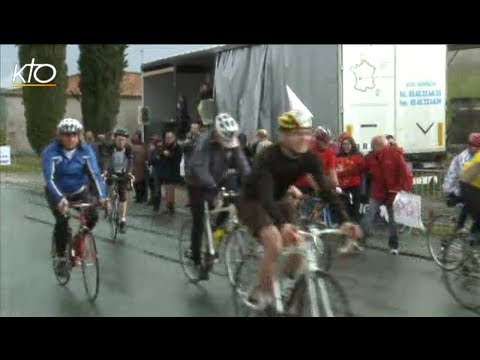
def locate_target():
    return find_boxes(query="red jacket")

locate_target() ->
[364,147,412,204]
[336,153,364,189]
[295,141,336,188]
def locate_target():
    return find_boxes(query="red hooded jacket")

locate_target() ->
[363,146,412,204]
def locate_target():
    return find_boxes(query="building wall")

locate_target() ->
[3,95,141,154]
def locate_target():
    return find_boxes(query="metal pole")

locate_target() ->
[140,49,145,143]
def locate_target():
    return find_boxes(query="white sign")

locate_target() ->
[395,45,446,153]
[0,146,12,166]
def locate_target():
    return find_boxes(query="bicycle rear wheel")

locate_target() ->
[81,232,100,302]
[426,214,464,270]
[293,271,352,317]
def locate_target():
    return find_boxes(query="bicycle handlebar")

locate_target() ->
[63,201,105,218]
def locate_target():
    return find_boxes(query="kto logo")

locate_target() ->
[12,58,57,87]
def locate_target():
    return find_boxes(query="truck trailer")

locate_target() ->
[141,44,447,163]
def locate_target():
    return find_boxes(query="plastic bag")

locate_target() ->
[392,191,425,230]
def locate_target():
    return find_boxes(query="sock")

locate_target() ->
[121,217,126,222]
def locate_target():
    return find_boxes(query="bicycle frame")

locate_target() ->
[267,228,343,316]
[203,192,239,260]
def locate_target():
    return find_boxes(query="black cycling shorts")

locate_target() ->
[107,176,129,202]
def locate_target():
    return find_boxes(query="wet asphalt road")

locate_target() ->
[0,186,477,317]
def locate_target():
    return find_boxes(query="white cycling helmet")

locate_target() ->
[57,118,83,135]
[215,113,239,148]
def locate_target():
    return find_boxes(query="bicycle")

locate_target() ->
[51,202,101,302]
[178,187,255,286]
[104,173,134,241]
[232,228,352,317]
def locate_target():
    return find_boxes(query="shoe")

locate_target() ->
[213,251,220,264]
[246,289,275,312]
[281,277,297,300]
[353,241,364,252]
[192,264,209,281]
[390,248,399,255]
[338,241,355,254]
[119,221,127,234]
[55,258,69,278]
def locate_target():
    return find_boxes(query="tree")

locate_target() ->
[19,45,67,155]
[78,45,128,134]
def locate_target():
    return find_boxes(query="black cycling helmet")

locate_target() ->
[113,128,129,138]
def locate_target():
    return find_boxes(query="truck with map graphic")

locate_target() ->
[142,44,447,165]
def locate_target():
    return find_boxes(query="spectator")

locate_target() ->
[252,129,273,157]
[199,80,213,100]
[149,132,182,214]
[96,133,112,173]
[295,126,338,193]
[147,134,160,205]
[183,121,203,174]
[332,131,349,155]
[131,131,148,203]
[385,134,405,153]
[336,136,364,222]
[176,95,191,140]
[361,135,413,255]
[85,130,94,144]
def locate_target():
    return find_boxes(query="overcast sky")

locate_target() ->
[0,44,216,89]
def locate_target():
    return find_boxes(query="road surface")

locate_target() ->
[0,186,477,317]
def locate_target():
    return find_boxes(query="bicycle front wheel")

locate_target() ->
[442,242,480,312]
[294,271,352,317]
[81,232,100,302]
[225,228,255,287]
[425,214,464,270]
[112,195,120,241]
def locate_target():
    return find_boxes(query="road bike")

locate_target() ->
[104,173,134,241]
[179,187,254,285]
[51,202,101,302]
[232,228,352,317]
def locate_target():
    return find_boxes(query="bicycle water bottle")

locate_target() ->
[213,228,225,248]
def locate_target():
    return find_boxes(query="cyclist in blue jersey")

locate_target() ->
[42,118,108,277]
